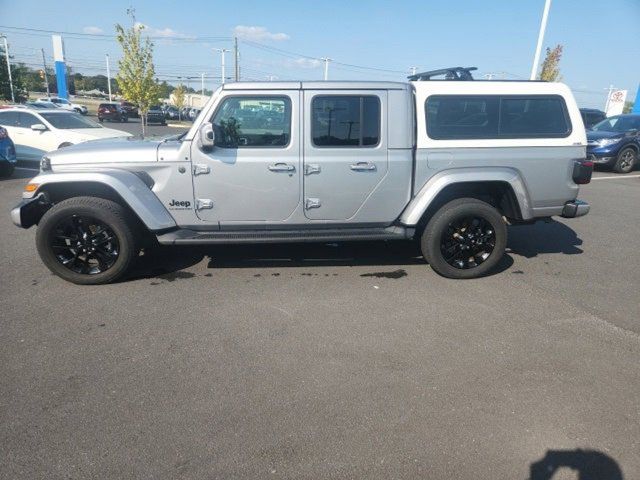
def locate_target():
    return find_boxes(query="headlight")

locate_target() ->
[597,138,621,147]
[40,156,51,172]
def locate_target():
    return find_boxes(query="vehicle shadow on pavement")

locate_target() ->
[507,220,583,258]
[529,449,623,479]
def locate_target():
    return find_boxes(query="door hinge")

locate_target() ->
[196,198,214,210]
[304,164,321,175]
[305,198,321,210]
[193,164,210,176]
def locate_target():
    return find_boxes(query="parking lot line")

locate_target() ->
[592,174,640,180]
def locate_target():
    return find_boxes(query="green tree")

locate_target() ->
[0,47,27,102]
[172,84,186,120]
[114,9,161,135]
[538,44,563,82]
[623,101,634,114]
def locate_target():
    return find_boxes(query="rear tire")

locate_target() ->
[36,197,137,285]
[421,198,507,279]
[613,147,637,174]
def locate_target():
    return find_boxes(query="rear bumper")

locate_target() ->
[561,200,590,218]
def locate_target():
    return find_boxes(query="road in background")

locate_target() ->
[1,171,639,479]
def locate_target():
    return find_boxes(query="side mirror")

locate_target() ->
[199,123,215,150]
[31,123,47,132]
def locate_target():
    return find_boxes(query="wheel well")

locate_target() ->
[621,143,638,153]
[416,181,522,228]
[36,182,149,234]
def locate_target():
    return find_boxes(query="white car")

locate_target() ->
[37,97,88,115]
[0,108,132,161]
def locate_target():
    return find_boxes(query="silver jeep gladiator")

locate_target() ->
[11,69,592,284]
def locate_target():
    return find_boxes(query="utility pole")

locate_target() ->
[201,73,205,94]
[41,48,50,97]
[214,48,229,84]
[234,37,239,81]
[105,54,112,101]
[530,0,552,80]
[1,35,15,103]
[321,57,332,81]
[604,84,616,113]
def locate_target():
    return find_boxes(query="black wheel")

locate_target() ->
[0,163,15,177]
[421,198,507,279]
[613,147,637,174]
[122,116,128,123]
[36,197,137,284]
[98,118,104,123]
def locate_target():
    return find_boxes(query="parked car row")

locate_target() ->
[0,107,131,163]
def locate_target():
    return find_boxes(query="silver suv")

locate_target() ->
[12,70,592,284]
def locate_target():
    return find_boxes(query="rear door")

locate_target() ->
[302,90,387,220]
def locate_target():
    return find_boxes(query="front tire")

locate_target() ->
[36,197,137,285]
[613,147,637,174]
[421,198,507,279]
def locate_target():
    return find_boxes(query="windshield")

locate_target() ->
[592,116,640,133]
[40,112,102,129]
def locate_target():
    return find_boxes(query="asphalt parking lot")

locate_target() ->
[1,166,639,479]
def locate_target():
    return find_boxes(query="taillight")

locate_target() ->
[573,159,593,185]
[0,127,7,139]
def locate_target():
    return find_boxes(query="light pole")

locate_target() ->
[41,48,50,97]
[1,35,15,103]
[201,73,205,94]
[105,54,112,101]
[530,0,552,80]
[214,48,229,84]
[409,66,418,76]
[320,57,332,80]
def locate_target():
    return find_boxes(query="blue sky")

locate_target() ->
[1,0,639,108]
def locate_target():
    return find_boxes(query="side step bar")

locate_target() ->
[156,226,412,245]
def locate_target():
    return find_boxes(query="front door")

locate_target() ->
[191,91,301,224]
[302,90,388,220]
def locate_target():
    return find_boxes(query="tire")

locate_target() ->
[35,197,137,285]
[98,118,104,123]
[421,198,507,279]
[0,163,14,178]
[122,116,128,123]
[613,147,637,174]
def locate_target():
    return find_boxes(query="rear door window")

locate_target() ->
[311,95,381,147]
[0,111,22,127]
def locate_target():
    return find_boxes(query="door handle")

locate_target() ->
[350,162,376,171]
[268,163,295,172]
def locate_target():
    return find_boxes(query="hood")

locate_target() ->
[586,130,623,141]
[47,137,164,167]
[66,127,132,140]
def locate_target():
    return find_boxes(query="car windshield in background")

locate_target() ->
[592,116,640,133]
[40,112,102,129]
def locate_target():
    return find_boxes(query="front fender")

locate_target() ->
[399,167,534,225]
[22,169,177,231]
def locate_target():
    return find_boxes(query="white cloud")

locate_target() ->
[233,25,290,42]
[134,22,191,39]
[290,58,321,69]
[82,26,103,35]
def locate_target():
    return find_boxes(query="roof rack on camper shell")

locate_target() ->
[408,67,477,81]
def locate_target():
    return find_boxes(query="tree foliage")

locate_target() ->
[538,44,563,82]
[623,101,634,114]
[0,46,27,102]
[172,84,186,109]
[114,10,161,135]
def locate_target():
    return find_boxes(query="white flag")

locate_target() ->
[605,90,627,116]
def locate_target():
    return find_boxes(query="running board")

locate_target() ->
[156,226,412,245]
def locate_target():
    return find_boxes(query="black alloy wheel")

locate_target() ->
[440,216,496,269]
[50,214,120,275]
